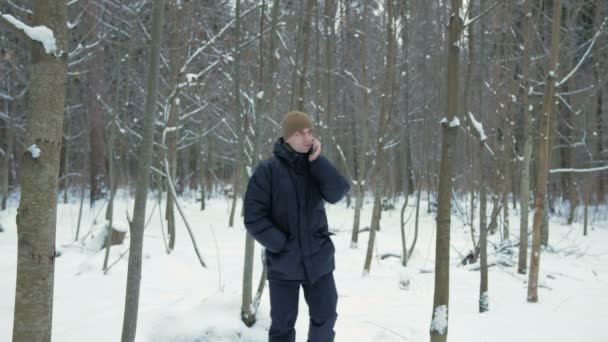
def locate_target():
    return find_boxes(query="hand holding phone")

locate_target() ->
[309,139,321,161]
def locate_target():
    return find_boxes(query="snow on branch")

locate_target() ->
[1,13,60,56]
[556,17,607,88]
[467,112,487,142]
[550,165,608,174]
[440,116,460,128]
[181,4,260,73]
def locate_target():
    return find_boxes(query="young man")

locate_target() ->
[244,111,350,342]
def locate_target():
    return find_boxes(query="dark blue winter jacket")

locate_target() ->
[244,138,350,284]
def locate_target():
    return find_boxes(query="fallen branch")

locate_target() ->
[162,127,207,268]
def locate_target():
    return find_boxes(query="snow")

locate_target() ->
[185,73,198,83]
[479,291,489,311]
[27,144,41,159]
[256,91,264,100]
[1,193,608,341]
[467,112,487,142]
[440,116,460,128]
[430,305,448,335]
[1,14,59,55]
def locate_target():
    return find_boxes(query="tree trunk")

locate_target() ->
[103,44,123,272]
[12,1,68,340]
[120,0,164,340]
[518,0,533,275]
[363,0,396,275]
[430,1,462,340]
[352,0,370,248]
[86,1,107,206]
[229,0,244,228]
[479,141,488,313]
[1,86,13,211]
[62,116,70,204]
[322,0,336,162]
[242,0,280,327]
[528,0,562,303]
[296,0,315,112]
[166,0,188,249]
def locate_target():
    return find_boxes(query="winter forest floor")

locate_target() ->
[1,191,607,342]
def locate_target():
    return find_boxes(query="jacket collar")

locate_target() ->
[273,138,309,174]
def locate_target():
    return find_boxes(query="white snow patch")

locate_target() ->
[468,112,487,142]
[27,144,41,159]
[1,14,59,55]
[480,291,489,311]
[430,305,448,335]
[440,116,460,128]
[185,73,198,83]
[256,91,264,99]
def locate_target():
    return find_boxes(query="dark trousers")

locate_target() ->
[268,272,338,342]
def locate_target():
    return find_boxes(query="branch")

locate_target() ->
[556,17,607,88]
[161,128,207,268]
[550,165,608,174]
[181,3,260,73]
[464,0,506,28]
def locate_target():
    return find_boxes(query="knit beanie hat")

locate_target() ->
[282,111,314,139]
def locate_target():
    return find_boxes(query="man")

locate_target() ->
[244,111,350,342]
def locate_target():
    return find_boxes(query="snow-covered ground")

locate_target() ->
[1,191,607,341]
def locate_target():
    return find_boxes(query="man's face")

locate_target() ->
[285,128,314,153]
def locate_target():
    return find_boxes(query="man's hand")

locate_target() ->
[309,138,322,161]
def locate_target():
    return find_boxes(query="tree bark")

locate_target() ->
[363,0,396,275]
[479,141,488,313]
[229,0,244,228]
[528,0,562,303]
[103,44,123,272]
[518,0,533,275]
[166,0,188,249]
[296,0,315,112]
[86,1,107,206]
[430,0,462,340]
[1,83,13,211]
[120,0,164,340]
[242,0,280,327]
[12,1,68,340]
[351,0,371,248]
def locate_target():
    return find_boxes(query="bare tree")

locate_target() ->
[228,0,243,229]
[5,0,68,340]
[351,0,371,248]
[120,0,164,340]
[363,0,397,275]
[85,1,108,205]
[518,0,533,275]
[430,0,463,340]
[528,0,562,304]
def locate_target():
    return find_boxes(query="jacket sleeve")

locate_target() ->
[309,155,351,204]
[243,163,288,253]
